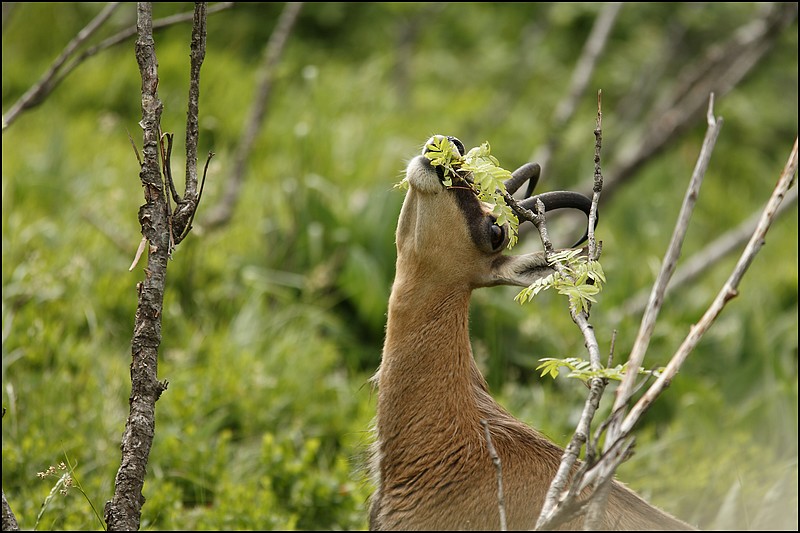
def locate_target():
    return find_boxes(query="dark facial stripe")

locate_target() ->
[451,187,491,250]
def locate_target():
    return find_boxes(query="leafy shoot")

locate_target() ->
[536,357,665,383]
[515,249,605,313]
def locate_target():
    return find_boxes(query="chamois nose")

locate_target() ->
[423,135,465,156]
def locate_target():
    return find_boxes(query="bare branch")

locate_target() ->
[57,2,232,93]
[104,3,170,530]
[617,136,797,438]
[610,95,722,422]
[1,3,233,134]
[2,489,19,531]
[588,90,603,260]
[183,1,206,201]
[599,3,797,202]
[610,185,798,322]
[2,2,121,132]
[534,94,609,530]
[203,2,304,230]
[170,1,209,245]
[530,3,622,174]
[106,4,212,524]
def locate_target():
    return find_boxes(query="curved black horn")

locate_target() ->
[519,191,596,248]
[504,163,541,196]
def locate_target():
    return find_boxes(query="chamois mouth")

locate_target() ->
[421,134,466,185]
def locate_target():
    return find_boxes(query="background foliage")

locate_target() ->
[2,2,797,530]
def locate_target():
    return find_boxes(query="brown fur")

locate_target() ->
[368,139,695,530]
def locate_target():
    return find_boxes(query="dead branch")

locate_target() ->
[610,95,723,421]
[169,1,209,247]
[616,136,797,439]
[610,185,798,323]
[2,2,121,132]
[533,92,609,531]
[599,3,797,202]
[1,2,233,134]
[203,1,304,230]
[104,4,167,529]
[80,1,233,57]
[530,3,622,175]
[104,3,209,530]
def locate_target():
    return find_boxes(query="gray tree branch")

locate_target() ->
[1,2,233,134]
[609,185,798,323]
[610,96,723,422]
[599,3,797,202]
[2,2,121,132]
[104,4,167,529]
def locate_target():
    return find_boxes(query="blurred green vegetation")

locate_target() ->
[2,2,797,530]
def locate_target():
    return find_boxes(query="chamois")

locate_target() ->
[368,136,695,530]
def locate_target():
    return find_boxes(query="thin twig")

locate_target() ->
[534,94,608,529]
[588,90,603,261]
[180,151,215,241]
[126,128,143,167]
[183,0,207,201]
[159,131,177,254]
[2,3,233,133]
[481,420,507,531]
[171,2,209,246]
[80,2,232,59]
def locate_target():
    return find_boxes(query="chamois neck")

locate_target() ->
[378,273,487,432]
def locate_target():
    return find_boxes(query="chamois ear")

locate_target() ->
[481,251,553,288]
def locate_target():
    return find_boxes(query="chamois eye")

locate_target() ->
[489,221,505,251]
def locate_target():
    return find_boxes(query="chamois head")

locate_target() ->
[395,135,592,290]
